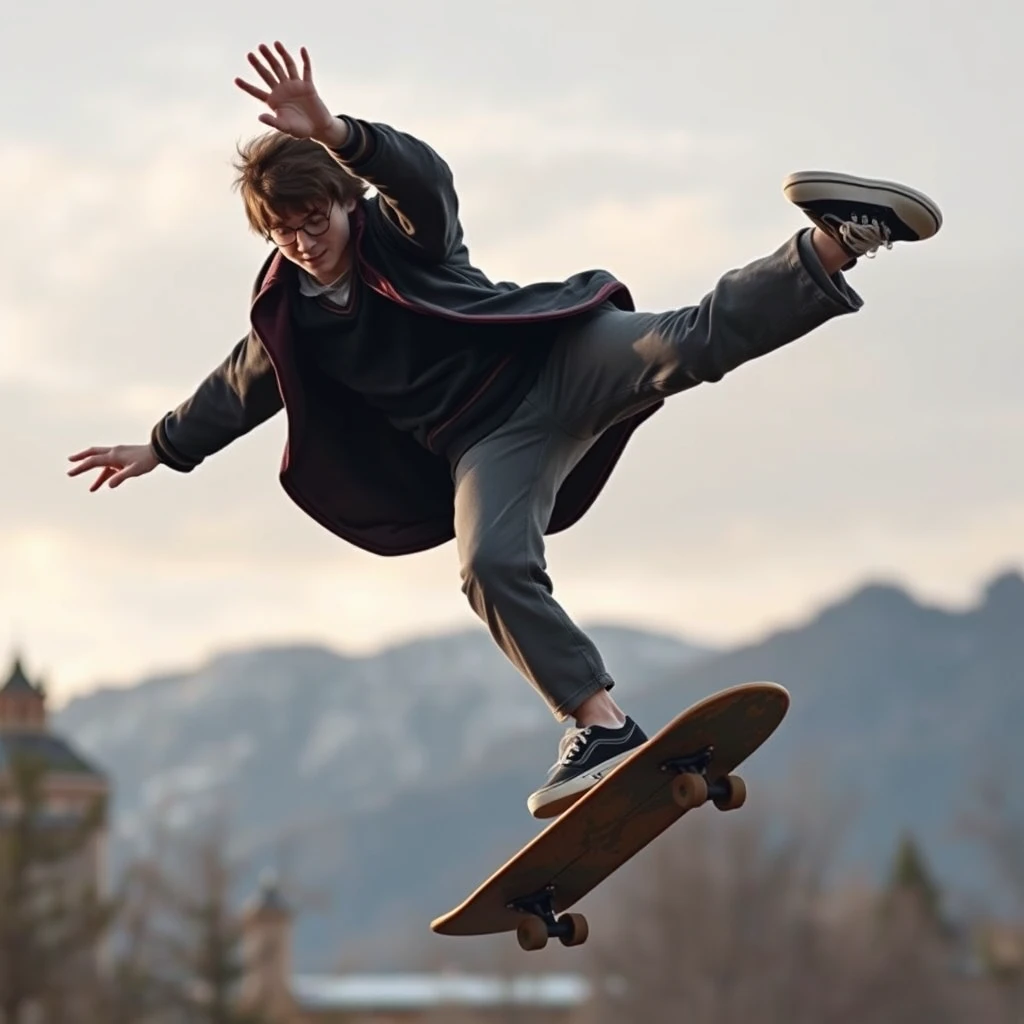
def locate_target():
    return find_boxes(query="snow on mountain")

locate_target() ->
[55,624,712,853]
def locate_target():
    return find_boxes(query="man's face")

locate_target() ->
[269,197,357,285]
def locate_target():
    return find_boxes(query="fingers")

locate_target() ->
[242,42,304,89]
[257,113,284,131]
[67,444,150,492]
[67,446,125,485]
[300,46,312,82]
[246,50,279,90]
[107,464,141,489]
[275,41,299,79]
[91,466,118,493]
[235,76,271,103]
[258,42,288,82]
[67,448,116,477]
[68,446,109,462]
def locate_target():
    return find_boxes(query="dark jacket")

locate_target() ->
[150,117,662,556]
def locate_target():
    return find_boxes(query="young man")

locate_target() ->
[68,41,942,818]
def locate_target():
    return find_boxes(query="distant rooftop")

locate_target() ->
[291,972,591,1011]
[1,657,42,697]
[0,655,105,778]
[0,732,105,778]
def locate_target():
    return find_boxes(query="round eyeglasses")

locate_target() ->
[268,205,333,247]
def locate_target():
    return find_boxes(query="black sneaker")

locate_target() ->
[527,717,648,819]
[782,170,943,266]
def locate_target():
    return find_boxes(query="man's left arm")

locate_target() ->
[320,116,460,261]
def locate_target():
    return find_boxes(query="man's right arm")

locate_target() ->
[150,331,283,472]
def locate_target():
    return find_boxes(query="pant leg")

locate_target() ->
[541,230,863,439]
[452,388,612,723]
[453,230,860,722]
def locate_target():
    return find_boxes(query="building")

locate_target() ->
[0,653,111,1017]
[0,654,590,1021]
[0,654,110,883]
[239,872,591,1023]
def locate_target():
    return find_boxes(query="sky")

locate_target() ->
[1,0,1021,702]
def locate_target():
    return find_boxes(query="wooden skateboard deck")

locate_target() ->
[430,681,789,950]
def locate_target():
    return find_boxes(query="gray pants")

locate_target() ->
[451,230,862,721]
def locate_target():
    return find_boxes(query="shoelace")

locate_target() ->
[554,726,592,767]
[837,215,893,258]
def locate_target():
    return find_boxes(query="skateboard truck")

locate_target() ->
[506,748,748,952]
[659,745,748,812]
[506,885,589,951]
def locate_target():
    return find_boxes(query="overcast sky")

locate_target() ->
[2,0,1021,702]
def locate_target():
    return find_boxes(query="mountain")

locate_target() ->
[51,571,1024,968]
[53,622,712,862]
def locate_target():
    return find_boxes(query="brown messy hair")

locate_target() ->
[232,132,370,238]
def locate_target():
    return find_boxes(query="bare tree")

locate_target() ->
[956,769,1024,1023]
[95,807,284,1024]
[576,786,974,1024]
[94,857,185,1024]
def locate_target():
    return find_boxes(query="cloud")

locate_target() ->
[545,500,1024,653]
[2,2,1023,702]
[0,75,749,388]
[468,191,737,301]
[0,70,754,569]
[0,131,258,393]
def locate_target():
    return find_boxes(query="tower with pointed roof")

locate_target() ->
[0,652,110,886]
[240,869,297,1022]
[0,653,108,787]
[0,652,112,1014]
[0,654,47,731]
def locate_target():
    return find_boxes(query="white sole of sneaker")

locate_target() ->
[527,747,637,820]
[782,170,943,240]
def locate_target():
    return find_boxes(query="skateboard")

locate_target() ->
[430,681,789,951]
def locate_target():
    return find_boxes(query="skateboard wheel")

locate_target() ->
[713,774,747,811]
[558,913,589,947]
[671,773,708,811]
[516,917,549,951]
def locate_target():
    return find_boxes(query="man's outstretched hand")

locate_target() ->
[67,444,160,492]
[234,41,347,148]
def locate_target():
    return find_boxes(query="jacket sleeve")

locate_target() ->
[329,117,461,262]
[150,332,283,472]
